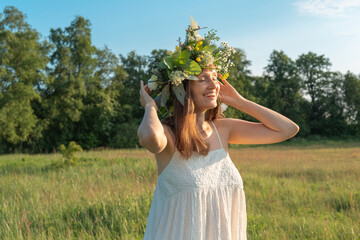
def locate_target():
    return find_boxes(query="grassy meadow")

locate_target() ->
[0,141,359,239]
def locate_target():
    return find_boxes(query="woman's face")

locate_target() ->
[189,68,220,112]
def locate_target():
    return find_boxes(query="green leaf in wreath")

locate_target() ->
[159,60,167,69]
[171,49,181,62]
[178,50,191,65]
[173,83,186,105]
[181,59,202,75]
[163,56,174,70]
[203,45,217,53]
[154,95,162,107]
[203,39,211,46]
[186,74,199,80]
[160,83,170,108]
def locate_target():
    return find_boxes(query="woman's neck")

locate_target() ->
[195,111,211,135]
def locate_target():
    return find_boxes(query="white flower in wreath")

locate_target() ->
[220,103,228,113]
[170,71,186,86]
[195,34,204,41]
[148,75,158,90]
[201,51,215,66]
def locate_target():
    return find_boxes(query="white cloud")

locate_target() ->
[294,0,360,17]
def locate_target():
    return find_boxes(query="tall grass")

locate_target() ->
[0,143,359,239]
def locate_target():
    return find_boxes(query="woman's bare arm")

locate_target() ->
[225,99,299,144]
[219,77,299,145]
[137,81,167,153]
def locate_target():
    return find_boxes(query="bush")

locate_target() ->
[56,141,83,167]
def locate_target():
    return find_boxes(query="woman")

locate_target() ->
[138,17,299,240]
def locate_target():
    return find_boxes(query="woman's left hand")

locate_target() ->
[218,74,246,106]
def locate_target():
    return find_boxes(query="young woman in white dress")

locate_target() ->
[138,65,299,239]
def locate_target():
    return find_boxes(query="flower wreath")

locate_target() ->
[148,16,236,118]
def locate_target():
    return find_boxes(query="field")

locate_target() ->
[0,141,359,239]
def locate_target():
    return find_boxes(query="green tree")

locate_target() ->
[320,72,349,136]
[42,16,96,150]
[58,141,83,166]
[75,46,127,148]
[108,51,149,148]
[343,71,360,134]
[119,51,149,119]
[264,50,306,135]
[0,6,49,152]
[296,52,332,106]
[248,76,269,106]
[296,52,346,136]
[147,49,168,75]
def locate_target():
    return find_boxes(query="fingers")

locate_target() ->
[140,80,152,94]
[139,81,143,104]
[139,80,154,109]
[144,84,151,95]
[217,73,228,86]
[221,78,229,85]
[140,80,144,94]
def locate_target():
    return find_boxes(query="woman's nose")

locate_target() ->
[208,79,218,89]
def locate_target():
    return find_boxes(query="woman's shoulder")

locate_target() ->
[212,118,232,134]
[213,118,228,123]
[212,117,231,126]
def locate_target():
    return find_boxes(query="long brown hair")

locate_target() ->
[162,79,223,159]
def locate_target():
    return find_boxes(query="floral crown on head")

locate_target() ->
[148,16,236,118]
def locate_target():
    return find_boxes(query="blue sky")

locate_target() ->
[1,0,359,76]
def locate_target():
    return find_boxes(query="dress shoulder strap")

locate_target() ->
[211,121,223,149]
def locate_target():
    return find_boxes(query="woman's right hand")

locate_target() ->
[140,80,158,110]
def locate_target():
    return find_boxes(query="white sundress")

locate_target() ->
[143,121,247,240]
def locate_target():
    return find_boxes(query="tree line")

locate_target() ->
[1,6,359,153]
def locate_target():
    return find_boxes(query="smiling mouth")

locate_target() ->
[205,96,215,98]
[203,93,217,99]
